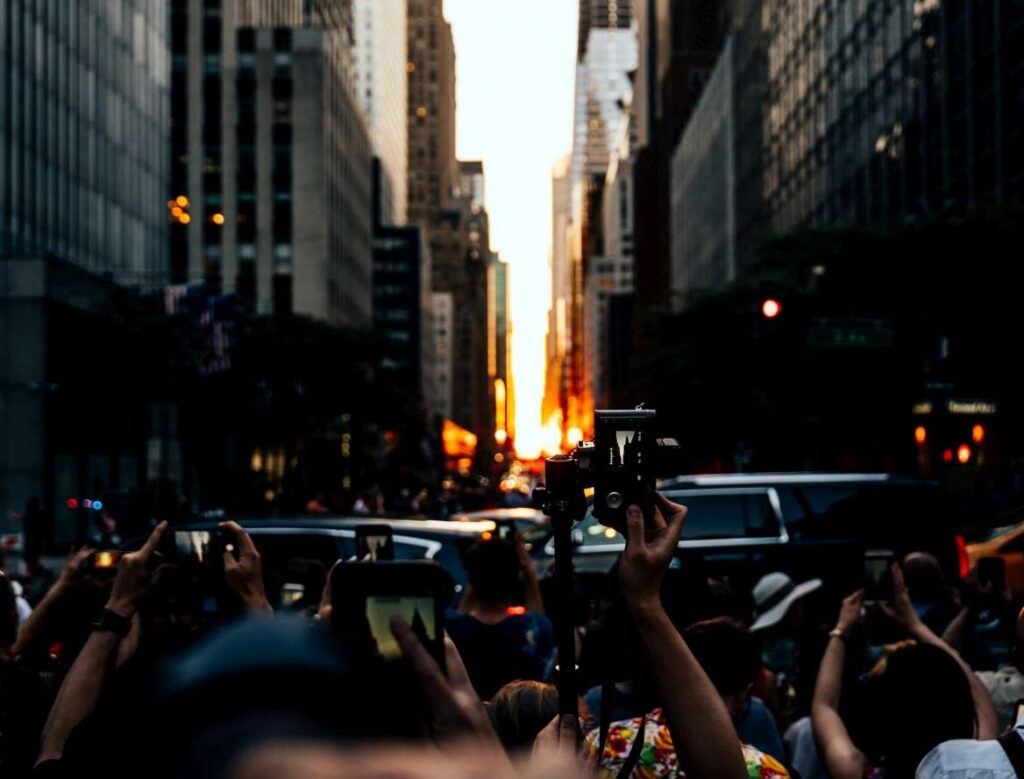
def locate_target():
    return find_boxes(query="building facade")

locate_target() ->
[1,1,171,541]
[406,0,456,224]
[1,0,170,289]
[430,291,453,422]
[763,0,1024,234]
[490,256,514,447]
[354,0,408,226]
[171,0,372,325]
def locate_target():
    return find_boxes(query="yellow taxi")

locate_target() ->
[966,509,1024,593]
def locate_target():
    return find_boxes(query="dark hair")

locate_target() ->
[682,617,760,697]
[489,680,559,752]
[464,540,520,602]
[876,643,975,778]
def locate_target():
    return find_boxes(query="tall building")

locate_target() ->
[631,0,729,311]
[1,1,170,288]
[171,0,372,325]
[578,0,635,59]
[430,291,454,422]
[407,0,456,224]
[353,0,408,226]
[1,1,171,543]
[551,16,636,438]
[669,0,767,299]
[490,256,514,448]
[763,0,1024,234]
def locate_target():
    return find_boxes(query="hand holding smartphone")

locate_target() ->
[864,549,895,603]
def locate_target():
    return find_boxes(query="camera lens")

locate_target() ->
[607,492,624,509]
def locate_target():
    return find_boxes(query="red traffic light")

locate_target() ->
[761,299,781,319]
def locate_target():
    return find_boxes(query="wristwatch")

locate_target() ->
[829,627,846,641]
[91,607,133,638]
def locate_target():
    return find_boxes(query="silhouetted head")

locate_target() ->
[683,617,760,716]
[489,680,559,753]
[464,540,520,604]
[901,552,945,604]
[874,642,975,778]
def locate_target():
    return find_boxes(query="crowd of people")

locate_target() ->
[1,493,1023,778]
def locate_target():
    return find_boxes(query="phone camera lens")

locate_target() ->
[607,492,624,509]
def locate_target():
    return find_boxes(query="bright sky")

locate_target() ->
[445,0,578,455]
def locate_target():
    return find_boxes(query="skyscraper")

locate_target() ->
[406,0,456,224]
[1,0,172,545]
[353,0,408,226]
[1,0,170,288]
[171,0,372,325]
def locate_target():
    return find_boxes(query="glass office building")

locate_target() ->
[0,0,170,289]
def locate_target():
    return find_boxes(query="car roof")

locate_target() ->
[454,508,547,522]
[658,473,935,488]
[188,516,497,537]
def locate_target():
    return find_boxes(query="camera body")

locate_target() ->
[537,407,677,529]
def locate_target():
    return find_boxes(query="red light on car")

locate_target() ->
[942,449,954,463]
[506,606,527,616]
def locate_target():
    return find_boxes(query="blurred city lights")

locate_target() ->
[943,449,954,463]
[957,444,972,464]
[175,195,189,208]
[972,424,985,444]
[66,498,78,509]
[762,299,782,319]
[914,426,927,445]
[211,212,225,225]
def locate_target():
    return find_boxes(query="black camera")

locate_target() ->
[536,407,678,529]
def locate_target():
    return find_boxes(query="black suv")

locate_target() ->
[537,473,968,598]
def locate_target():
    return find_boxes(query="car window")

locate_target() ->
[576,490,779,546]
[392,539,434,560]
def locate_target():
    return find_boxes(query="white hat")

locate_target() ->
[750,572,822,632]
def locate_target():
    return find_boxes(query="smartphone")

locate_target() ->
[977,556,1006,593]
[355,524,394,561]
[592,408,657,529]
[281,582,306,608]
[331,561,450,669]
[91,550,121,573]
[864,549,895,602]
[495,519,517,543]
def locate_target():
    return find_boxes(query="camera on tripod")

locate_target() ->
[535,407,679,530]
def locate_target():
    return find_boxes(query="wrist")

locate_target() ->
[105,599,137,620]
[626,594,665,621]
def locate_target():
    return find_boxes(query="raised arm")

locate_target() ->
[36,522,167,766]
[883,564,999,739]
[516,531,545,615]
[619,494,747,779]
[811,590,868,779]
[14,547,94,658]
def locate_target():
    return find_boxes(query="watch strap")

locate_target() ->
[92,607,133,637]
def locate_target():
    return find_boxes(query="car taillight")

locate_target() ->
[955,534,970,578]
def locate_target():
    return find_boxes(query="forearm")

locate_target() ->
[14,582,68,657]
[812,635,846,711]
[37,629,120,764]
[941,607,972,652]
[632,601,747,779]
[910,621,998,738]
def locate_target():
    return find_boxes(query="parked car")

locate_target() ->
[535,473,969,600]
[129,517,497,608]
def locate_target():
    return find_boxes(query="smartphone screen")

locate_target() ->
[281,582,306,608]
[331,562,449,669]
[174,530,213,562]
[356,526,394,561]
[496,520,516,542]
[864,550,895,601]
[1014,699,1024,728]
[365,595,438,660]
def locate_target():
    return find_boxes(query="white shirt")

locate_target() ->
[917,729,1021,778]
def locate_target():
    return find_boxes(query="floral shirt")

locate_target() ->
[585,708,790,779]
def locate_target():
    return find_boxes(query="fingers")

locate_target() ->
[442,632,475,694]
[219,520,258,559]
[391,615,447,694]
[661,499,688,547]
[891,562,908,593]
[625,505,646,550]
[138,520,168,559]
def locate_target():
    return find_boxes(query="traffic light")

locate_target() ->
[761,299,782,319]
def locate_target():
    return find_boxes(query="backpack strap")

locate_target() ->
[998,731,1024,778]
